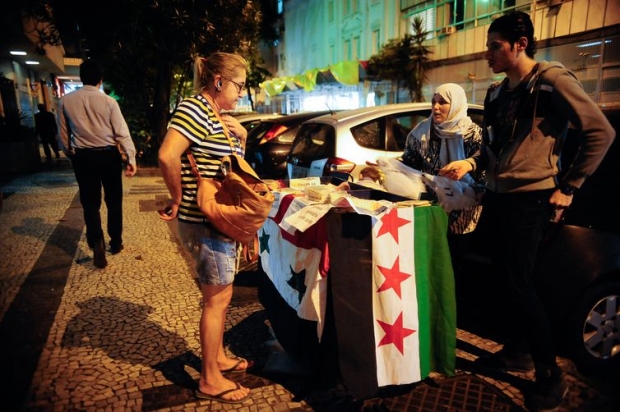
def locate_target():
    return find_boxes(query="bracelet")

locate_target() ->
[464,158,476,172]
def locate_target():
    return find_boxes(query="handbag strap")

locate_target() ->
[185,150,203,183]
[186,93,240,181]
[202,93,237,154]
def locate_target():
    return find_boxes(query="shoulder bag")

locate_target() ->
[185,110,275,245]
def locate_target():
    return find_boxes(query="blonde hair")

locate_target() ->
[193,52,247,93]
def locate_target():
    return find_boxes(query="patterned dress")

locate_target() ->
[402,123,485,234]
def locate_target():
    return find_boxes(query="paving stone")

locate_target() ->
[0,165,618,411]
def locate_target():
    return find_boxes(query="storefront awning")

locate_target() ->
[261,60,368,97]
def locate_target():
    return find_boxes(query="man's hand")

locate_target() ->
[438,160,473,180]
[125,163,137,177]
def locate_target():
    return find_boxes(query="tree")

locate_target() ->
[36,0,273,164]
[408,17,433,102]
[367,17,432,103]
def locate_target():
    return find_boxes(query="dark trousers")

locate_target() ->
[71,148,124,249]
[477,189,557,370]
[41,135,60,159]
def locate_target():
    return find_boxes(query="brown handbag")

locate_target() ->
[186,151,275,245]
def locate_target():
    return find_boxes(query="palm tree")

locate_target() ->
[407,17,433,102]
[367,16,432,103]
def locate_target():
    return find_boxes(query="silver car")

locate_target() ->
[286,102,485,180]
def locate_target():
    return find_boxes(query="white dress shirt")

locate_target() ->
[58,85,136,165]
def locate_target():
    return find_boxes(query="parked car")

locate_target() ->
[227,112,284,133]
[455,104,620,375]
[285,101,619,374]
[247,110,336,179]
[286,102,484,180]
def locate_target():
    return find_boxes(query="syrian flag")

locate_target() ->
[372,206,456,386]
[258,195,329,338]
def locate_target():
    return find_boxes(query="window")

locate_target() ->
[388,112,430,151]
[352,119,383,150]
[353,36,360,60]
[372,29,381,55]
[328,0,334,23]
[290,123,335,159]
[410,8,435,39]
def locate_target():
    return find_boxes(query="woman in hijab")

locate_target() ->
[401,83,485,236]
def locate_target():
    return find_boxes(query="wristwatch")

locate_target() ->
[559,183,579,196]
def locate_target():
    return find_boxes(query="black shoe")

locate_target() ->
[474,347,534,372]
[110,244,124,255]
[525,373,568,412]
[93,239,107,268]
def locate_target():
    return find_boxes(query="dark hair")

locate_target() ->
[488,11,537,57]
[37,103,46,111]
[79,60,103,86]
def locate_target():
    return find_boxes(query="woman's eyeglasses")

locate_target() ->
[222,76,245,94]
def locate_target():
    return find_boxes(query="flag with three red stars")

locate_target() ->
[372,206,457,386]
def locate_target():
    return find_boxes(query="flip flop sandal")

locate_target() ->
[220,357,254,373]
[195,383,251,404]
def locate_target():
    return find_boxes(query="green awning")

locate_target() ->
[260,60,363,96]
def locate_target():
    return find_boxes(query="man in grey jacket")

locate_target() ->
[440,11,615,412]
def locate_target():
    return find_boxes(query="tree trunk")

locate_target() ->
[153,61,172,148]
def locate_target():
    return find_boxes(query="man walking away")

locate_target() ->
[57,60,137,268]
[35,103,60,161]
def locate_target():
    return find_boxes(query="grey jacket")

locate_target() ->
[473,61,615,193]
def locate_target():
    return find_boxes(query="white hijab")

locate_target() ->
[412,83,473,169]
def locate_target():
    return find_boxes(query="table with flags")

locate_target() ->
[256,187,457,400]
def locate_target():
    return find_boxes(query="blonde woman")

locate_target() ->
[158,52,251,404]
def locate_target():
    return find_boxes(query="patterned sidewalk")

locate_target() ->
[0,156,618,411]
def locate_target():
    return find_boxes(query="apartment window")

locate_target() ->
[410,8,435,38]
[372,29,381,55]
[345,39,352,60]
[328,0,334,23]
[353,36,360,60]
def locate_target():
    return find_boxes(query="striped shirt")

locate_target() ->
[168,94,244,223]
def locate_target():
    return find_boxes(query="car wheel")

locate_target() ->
[566,280,620,374]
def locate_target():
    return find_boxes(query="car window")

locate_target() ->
[241,120,262,132]
[469,110,484,128]
[351,119,384,150]
[277,126,302,143]
[388,111,431,151]
[289,123,335,159]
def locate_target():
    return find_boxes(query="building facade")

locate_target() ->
[258,0,620,113]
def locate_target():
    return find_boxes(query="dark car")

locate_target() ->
[228,112,284,133]
[246,110,335,179]
[456,104,620,375]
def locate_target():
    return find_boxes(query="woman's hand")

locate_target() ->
[439,160,473,180]
[158,204,179,221]
[221,114,247,146]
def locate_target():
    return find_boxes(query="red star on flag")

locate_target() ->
[376,312,416,355]
[376,208,411,242]
[376,257,411,298]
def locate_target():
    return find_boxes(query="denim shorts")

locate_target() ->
[177,221,237,285]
